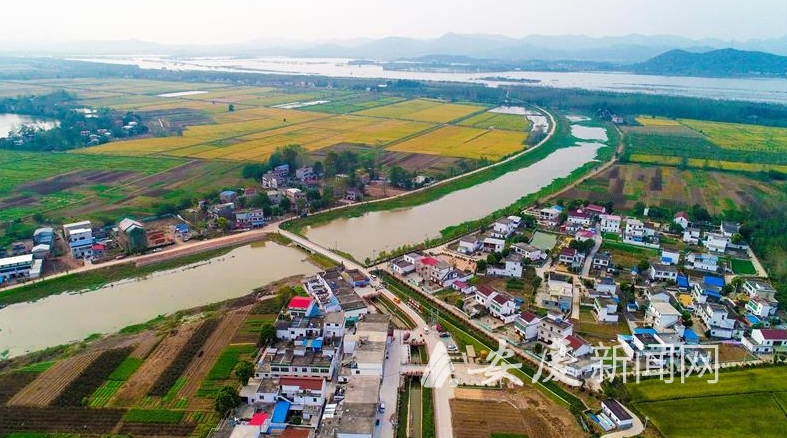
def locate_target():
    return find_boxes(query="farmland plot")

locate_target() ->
[459,112,532,131]
[8,351,102,406]
[357,98,488,123]
[388,125,526,160]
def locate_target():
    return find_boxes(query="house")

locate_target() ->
[601,399,633,430]
[345,188,363,202]
[265,190,281,205]
[390,258,415,275]
[538,206,563,227]
[645,286,671,303]
[295,166,315,181]
[599,214,621,234]
[457,235,483,255]
[559,335,593,357]
[489,292,518,323]
[285,188,306,203]
[474,285,498,308]
[490,217,516,239]
[262,173,285,189]
[585,204,607,215]
[683,227,701,245]
[482,237,505,253]
[624,218,645,239]
[33,227,54,245]
[742,329,787,354]
[511,242,545,261]
[592,252,611,270]
[537,313,574,346]
[558,248,585,267]
[507,215,523,228]
[649,263,679,282]
[687,253,720,272]
[63,220,93,259]
[593,297,619,323]
[661,249,680,265]
[451,280,477,294]
[567,209,592,227]
[704,232,728,253]
[440,269,473,289]
[415,257,452,285]
[243,187,258,197]
[235,209,266,228]
[721,221,740,238]
[697,302,736,339]
[646,301,682,332]
[576,229,595,242]
[287,296,317,318]
[117,218,147,253]
[673,211,689,230]
[273,164,290,179]
[596,276,617,295]
[345,269,370,287]
[486,253,523,278]
[691,276,724,304]
[0,254,40,282]
[746,296,778,318]
[31,244,50,259]
[743,279,777,301]
[513,311,542,341]
[219,190,238,203]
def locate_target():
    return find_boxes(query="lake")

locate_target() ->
[71,56,787,103]
[0,242,319,357]
[0,113,58,138]
[303,119,607,261]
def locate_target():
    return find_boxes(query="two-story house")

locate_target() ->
[697,302,736,339]
[599,214,622,234]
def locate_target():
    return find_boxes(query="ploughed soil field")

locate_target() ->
[450,387,584,438]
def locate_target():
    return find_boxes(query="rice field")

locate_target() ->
[458,112,532,131]
[635,115,682,126]
[678,118,787,152]
[629,153,787,173]
[356,98,488,123]
[387,125,527,160]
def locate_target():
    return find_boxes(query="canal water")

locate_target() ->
[0,242,318,357]
[0,114,58,138]
[303,120,608,261]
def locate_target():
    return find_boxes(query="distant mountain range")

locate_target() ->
[1,33,786,77]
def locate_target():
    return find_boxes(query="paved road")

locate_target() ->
[582,231,604,277]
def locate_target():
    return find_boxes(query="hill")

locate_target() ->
[632,48,787,77]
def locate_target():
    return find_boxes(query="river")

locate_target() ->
[71,56,787,103]
[303,119,608,261]
[0,242,318,358]
[0,113,58,138]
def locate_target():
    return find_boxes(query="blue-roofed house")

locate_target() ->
[270,400,291,430]
[676,275,690,290]
[219,190,238,203]
[692,278,724,304]
[687,253,720,272]
[633,327,658,335]
[703,276,725,288]
[661,249,680,265]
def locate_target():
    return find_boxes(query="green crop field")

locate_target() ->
[458,111,532,131]
[731,259,757,275]
[306,95,406,113]
[629,367,787,438]
[124,408,185,424]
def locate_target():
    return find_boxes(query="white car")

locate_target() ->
[447,345,458,352]
[423,326,429,334]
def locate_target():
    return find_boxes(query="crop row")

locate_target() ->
[118,422,196,436]
[0,372,40,405]
[51,348,133,407]
[148,319,220,396]
[0,407,126,436]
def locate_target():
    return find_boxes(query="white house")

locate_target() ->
[390,258,415,275]
[507,215,522,228]
[742,329,787,354]
[646,301,682,332]
[649,263,679,282]
[697,302,736,339]
[559,335,593,358]
[599,214,621,234]
[513,311,542,341]
[687,253,720,272]
[567,209,593,227]
[596,276,617,295]
[0,254,40,282]
[660,249,680,265]
[537,313,574,347]
[262,173,284,189]
[486,253,523,278]
[474,285,498,307]
[743,279,777,301]
[511,242,545,261]
[624,218,645,239]
[489,292,518,323]
[491,218,517,239]
[593,297,619,323]
[482,237,506,253]
[704,232,728,253]
[457,235,483,255]
[592,252,611,271]
[63,220,93,259]
[673,211,689,230]
[746,296,778,318]
[601,399,633,430]
[721,221,740,238]
[559,248,585,267]
[683,227,701,245]
[538,206,563,227]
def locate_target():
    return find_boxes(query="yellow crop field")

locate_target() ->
[178,87,275,101]
[356,98,487,123]
[79,135,215,156]
[629,153,787,173]
[458,112,531,131]
[242,91,355,107]
[635,116,682,126]
[678,119,787,152]
[387,125,526,160]
[212,107,330,123]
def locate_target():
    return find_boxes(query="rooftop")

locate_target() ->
[757,329,787,341]
[603,399,632,421]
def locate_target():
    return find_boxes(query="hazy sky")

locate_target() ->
[2,0,785,44]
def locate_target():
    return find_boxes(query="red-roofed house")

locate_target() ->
[567,209,593,226]
[514,311,543,340]
[742,328,787,354]
[674,211,689,229]
[279,377,327,420]
[288,296,316,317]
[279,428,313,438]
[489,292,517,322]
[416,256,452,285]
[559,248,585,267]
[585,204,607,215]
[559,335,593,357]
[230,413,270,438]
[474,285,498,307]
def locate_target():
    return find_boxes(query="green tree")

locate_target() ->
[731,232,744,244]
[279,196,292,212]
[257,323,276,348]
[637,259,651,274]
[455,298,464,309]
[216,217,230,233]
[233,360,254,386]
[228,104,235,112]
[475,260,487,272]
[214,385,240,415]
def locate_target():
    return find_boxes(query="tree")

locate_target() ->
[475,260,487,272]
[216,217,230,233]
[637,259,651,274]
[313,160,324,176]
[228,104,235,112]
[234,360,254,386]
[214,385,240,415]
[242,163,268,180]
[258,323,276,347]
[455,298,464,309]
[279,196,292,212]
[388,165,411,188]
[731,232,744,244]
